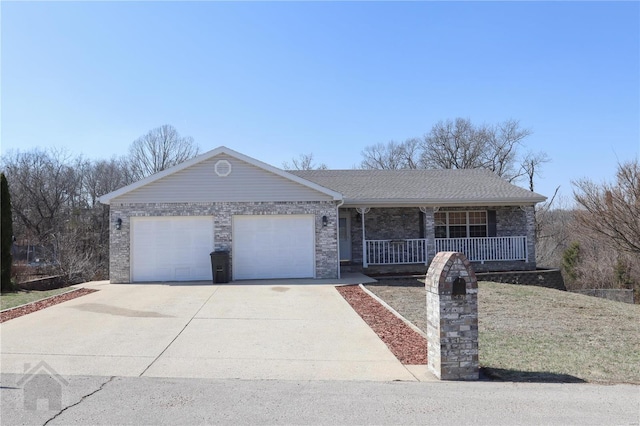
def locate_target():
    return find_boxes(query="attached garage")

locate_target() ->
[100,147,342,283]
[131,216,214,282]
[232,215,315,280]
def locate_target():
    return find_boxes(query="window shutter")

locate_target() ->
[488,210,497,237]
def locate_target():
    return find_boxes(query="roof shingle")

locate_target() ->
[290,169,546,206]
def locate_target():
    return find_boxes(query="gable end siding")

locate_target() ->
[112,154,333,204]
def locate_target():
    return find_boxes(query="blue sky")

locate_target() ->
[2,1,638,203]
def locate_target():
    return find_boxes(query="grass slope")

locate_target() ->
[366,280,640,384]
[479,282,640,383]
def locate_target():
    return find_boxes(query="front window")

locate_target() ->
[434,211,488,238]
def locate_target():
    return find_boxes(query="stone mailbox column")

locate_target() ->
[425,251,479,380]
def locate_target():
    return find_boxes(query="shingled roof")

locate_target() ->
[290,169,547,207]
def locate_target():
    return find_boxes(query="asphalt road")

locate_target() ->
[2,373,639,425]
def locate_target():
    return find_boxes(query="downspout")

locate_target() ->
[336,199,344,279]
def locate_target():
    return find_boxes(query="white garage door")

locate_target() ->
[233,215,315,280]
[131,216,214,282]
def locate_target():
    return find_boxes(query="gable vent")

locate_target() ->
[214,159,232,177]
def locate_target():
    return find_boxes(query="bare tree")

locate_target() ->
[1,148,81,242]
[420,118,532,181]
[282,153,328,170]
[360,138,420,170]
[520,151,551,192]
[127,125,200,180]
[1,149,134,282]
[419,118,481,170]
[83,158,132,277]
[84,158,132,207]
[534,193,571,268]
[359,119,542,188]
[573,159,640,254]
[560,219,640,301]
[50,226,99,283]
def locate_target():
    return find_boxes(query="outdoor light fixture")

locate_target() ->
[116,218,122,230]
[322,216,328,227]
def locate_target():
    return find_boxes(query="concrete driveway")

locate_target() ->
[1,279,417,382]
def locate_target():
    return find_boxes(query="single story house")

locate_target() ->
[99,146,546,283]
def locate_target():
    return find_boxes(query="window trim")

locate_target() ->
[434,210,488,239]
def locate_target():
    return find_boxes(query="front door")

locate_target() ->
[339,214,352,261]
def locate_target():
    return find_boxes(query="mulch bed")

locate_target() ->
[336,285,427,365]
[0,288,98,323]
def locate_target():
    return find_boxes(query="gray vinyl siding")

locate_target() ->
[112,154,333,204]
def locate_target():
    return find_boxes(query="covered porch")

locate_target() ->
[339,206,536,273]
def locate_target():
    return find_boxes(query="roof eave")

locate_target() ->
[341,196,547,208]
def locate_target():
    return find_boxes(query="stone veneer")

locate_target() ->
[346,207,432,266]
[425,251,479,380]
[109,201,338,283]
[343,205,537,272]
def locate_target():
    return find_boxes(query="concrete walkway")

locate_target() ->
[1,277,419,382]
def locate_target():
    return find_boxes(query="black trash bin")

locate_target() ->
[210,251,230,284]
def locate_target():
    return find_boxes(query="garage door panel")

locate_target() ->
[233,215,315,280]
[131,216,214,282]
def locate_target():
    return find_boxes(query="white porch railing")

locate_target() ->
[434,236,528,262]
[366,239,428,265]
[364,236,528,265]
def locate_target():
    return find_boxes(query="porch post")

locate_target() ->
[420,206,429,265]
[523,205,536,267]
[336,203,341,280]
[356,207,370,268]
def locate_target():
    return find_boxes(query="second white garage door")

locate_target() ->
[232,215,315,280]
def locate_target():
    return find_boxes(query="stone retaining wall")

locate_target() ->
[358,261,537,277]
[475,269,566,291]
[17,276,65,291]
[571,289,635,304]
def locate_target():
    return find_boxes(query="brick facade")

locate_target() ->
[109,201,338,283]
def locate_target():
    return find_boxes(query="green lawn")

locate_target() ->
[1,287,73,311]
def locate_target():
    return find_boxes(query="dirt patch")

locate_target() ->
[0,288,98,323]
[336,284,427,365]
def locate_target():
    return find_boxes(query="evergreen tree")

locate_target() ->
[1,173,14,292]
[562,242,580,285]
